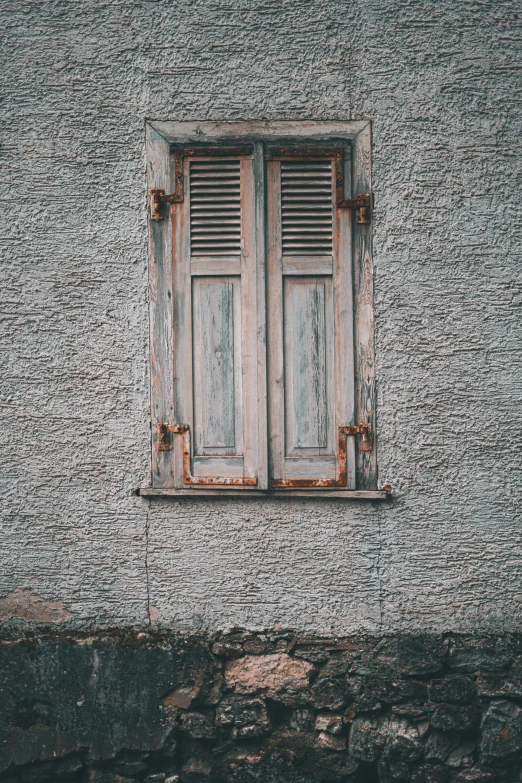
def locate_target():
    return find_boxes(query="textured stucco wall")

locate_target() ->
[1,0,521,635]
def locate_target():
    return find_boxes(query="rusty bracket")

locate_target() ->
[150,147,251,220]
[271,424,371,489]
[157,423,258,486]
[336,192,371,223]
[333,150,371,222]
[267,146,371,224]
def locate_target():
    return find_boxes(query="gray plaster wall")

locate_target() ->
[1,0,521,636]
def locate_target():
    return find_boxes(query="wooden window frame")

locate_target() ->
[141,120,387,500]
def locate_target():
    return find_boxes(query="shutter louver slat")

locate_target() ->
[190,161,242,256]
[281,161,333,255]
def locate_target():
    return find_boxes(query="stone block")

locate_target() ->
[476,658,522,699]
[454,767,497,782]
[447,638,516,674]
[430,704,481,731]
[180,713,216,740]
[87,773,136,783]
[429,676,477,704]
[357,636,444,677]
[377,760,411,782]
[215,696,271,738]
[160,732,178,759]
[349,715,421,764]
[21,756,84,783]
[316,731,346,751]
[224,654,313,701]
[315,714,343,734]
[289,708,315,732]
[445,739,475,768]
[112,754,151,777]
[211,642,244,659]
[179,758,212,783]
[425,730,461,762]
[293,646,330,665]
[480,700,522,763]
[412,765,453,783]
[310,678,347,711]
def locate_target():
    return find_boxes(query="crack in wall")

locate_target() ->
[375,509,385,631]
[145,501,152,629]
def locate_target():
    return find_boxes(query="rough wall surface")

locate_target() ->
[2,630,522,782]
[1,0,521,634]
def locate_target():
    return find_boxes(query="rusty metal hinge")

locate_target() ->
[343,423,372,452]
[150,147,251,220]
[271,424,372,489]
[336,193,372,223]
[333,150,371,223]
[157,423,257,486]
[267,147,371,224]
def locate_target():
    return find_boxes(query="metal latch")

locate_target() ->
[342,423,372,452]
[157,423,257,486]
[150,188,182,221]
[271,423,372,489]
[150,147,251,220]
[337,193,372,223]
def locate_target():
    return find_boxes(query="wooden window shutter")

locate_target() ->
[267,151,356,488]
[161,151,261,488]
[147,123,379,497]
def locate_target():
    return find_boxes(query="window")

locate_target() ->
[142,121,386,499]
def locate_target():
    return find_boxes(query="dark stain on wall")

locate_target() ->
[1,630,522,782]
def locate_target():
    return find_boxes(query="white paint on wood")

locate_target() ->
[192,277,242,455]
[283,277,333,454]
[282,256,333,275]
[267,154,356,485]
[150,120,370,145]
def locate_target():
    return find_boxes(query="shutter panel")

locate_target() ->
[170,153,259,487]
[267,153,356,488]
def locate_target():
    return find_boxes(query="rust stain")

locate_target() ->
[267,147,371,222]
[158,423,257,486]
[150,147,252,219]
[0,588,72,623]
[271,424,371,489]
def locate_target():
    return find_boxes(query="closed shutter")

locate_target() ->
[170,152,259,487]
[267,151,356,488]
[148,127,375,495]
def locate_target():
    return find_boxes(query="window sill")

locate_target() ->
[137,488,390,500]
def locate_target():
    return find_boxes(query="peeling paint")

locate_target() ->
[0,588,71,623]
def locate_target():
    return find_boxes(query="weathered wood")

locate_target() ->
[192,277,241,454]
[267,159,285,482]
[172,154,259,485]
[150,120,370,146]
[139,487,389,499]
[240,156,259,481]
[267,154,356,486]
[282,256,332,275]
[193,456,244,477]
[146,122,376,493]
[253,142,268,489]
[352,124,377,490]
[334,142,356,488]
[146,125,176,488]
[190,257,241,276]
[284,276,333,454]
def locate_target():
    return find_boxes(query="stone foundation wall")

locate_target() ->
[1,631,522,783]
